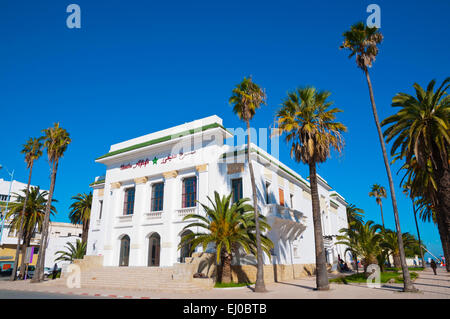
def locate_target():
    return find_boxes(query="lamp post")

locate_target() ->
[0,165,14,246]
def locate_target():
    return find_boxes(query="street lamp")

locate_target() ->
[0,165,14,246]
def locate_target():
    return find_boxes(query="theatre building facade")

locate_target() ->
[87,115,350,273]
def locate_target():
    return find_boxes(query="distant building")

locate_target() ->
[0,178,82,271]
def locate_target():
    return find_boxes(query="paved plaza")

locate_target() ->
[0,267,448,299]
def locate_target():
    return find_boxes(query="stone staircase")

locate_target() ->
[52,266,212,293]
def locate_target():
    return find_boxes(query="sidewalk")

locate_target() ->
[0,267,448,299]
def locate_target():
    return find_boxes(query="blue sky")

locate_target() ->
[0,0,448,259]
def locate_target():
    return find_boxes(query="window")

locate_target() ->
[151,182,164,211]
[99,200,103,220]
[265,181,271,204]
[290,194,294,208]
[68,233,72,237]
[231,178,243,203]
[182,177,197,208]
[123,187,135,215]
[279,188,285,206]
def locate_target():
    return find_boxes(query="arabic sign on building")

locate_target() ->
[120,151,196,170]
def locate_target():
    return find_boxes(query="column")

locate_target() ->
[131,176,148,266]
[160,170,178,266]
[103,181,121,266]
[195,164,209,253]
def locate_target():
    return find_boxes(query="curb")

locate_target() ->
[1,286,168,299]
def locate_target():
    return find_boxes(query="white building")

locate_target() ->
[86,115,350,270]
[0,178,82,269]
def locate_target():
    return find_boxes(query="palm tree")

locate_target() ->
[179,192,273,283]
[32,123,71,283]
[337,220,383,274]
[382,78,450,272]
[340,22,416,291]
[381,230,422,268]
[10,137,43,281]
[345,204,365,272]
[6,187,56,279]
[369,184,387,229]
[275,87,346,290]
[346,204,365,226]
[55,239,87,263]
[229,76,267,292]
[69,192,92,245]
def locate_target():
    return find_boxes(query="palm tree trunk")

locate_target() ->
[221,252,233,284]
[309,162,329,290]
[32,160,58,283]
[364,69,416,292]
[82,220,89,246]
[10,163,33,281]
[19,233,32,279]
[436,211,450,272]
[437,167,450,272]
[246,120,266,292]
[379,202,385,230]
[412,200,426,268]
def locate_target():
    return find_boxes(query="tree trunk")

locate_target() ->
[412,200,426,268]
[379,202,385,230]
[32,160,58,283]
[19,233,32,279]
[246,120,266,292]
[364,69,416,292]
[436,167,450,272]
[309,162,329,290]
[82,219,89,246]
[221,252,232,284]
[436,211,450,271]
[10,163,33,281]
[393,253,401,268]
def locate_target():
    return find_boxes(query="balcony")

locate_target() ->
[174,206,198,222]
[115,214,133,228]
[265,204,307,241]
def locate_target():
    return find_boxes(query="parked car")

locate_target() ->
[44,267,52,277]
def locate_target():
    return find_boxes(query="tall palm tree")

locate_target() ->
[179,192,273,283]
[337,220,383,274]
[340,22,416,292]
[10,137,43,281]
[229,76,267,292]
[382,78,450,272]
[369,184,387,229]
[32,123,71,283]
[55,239,87,263]
[69,192,92,245]
[6,187,56,279]
[275,87,346,290]
[402,184,426,268]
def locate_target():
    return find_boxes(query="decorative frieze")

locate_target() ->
[98,188,105,197]
[162,170,178,179]
[110,182,121,189]
[134,176,148,184]
[227,163,244,175]
[196,164,208,173]
[263,167,272,180]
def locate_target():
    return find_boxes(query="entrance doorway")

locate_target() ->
[119,235,130,266]
[179,230,193,263]
[148,233,161,266]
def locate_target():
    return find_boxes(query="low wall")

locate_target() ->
[186,253,316,284]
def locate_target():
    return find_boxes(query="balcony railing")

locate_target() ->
[175,206,198,221]
[145,211,163,219]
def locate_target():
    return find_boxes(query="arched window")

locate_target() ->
[119,235,130,266]
[148,233,161,267]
